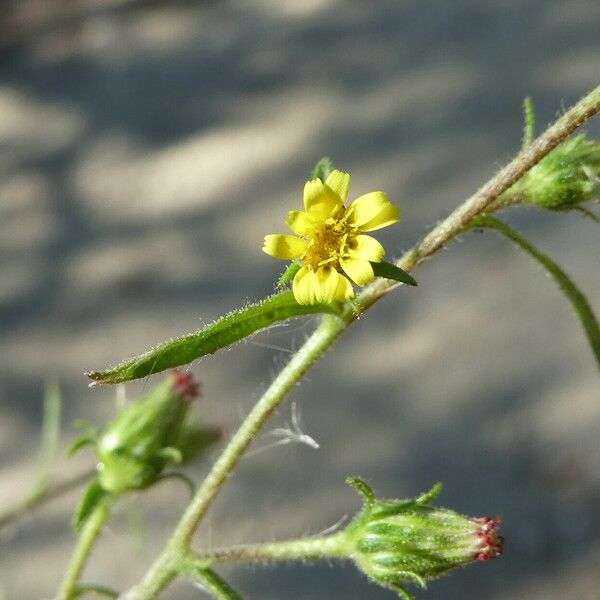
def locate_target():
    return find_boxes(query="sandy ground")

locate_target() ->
[0,1,599,598]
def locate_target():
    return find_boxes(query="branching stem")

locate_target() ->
[55,499,111,600]
[180,567,245,600]
[120,84,600,600]
[188,533,347,565]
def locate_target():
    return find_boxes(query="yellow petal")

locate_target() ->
[303,178,342,221]
[358,202,401,232]
[286,210,317,237]
[347,192,400,231]
[314,266,339,304]
[263,234,308,260]
[340,257,375,286]
[334,274,354,302]
[324,170,351,203]
[292,266,315,305]
[345,234,385,262]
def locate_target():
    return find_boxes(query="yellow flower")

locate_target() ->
[263,170,400,305]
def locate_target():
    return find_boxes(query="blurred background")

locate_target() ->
[1,0,599,598]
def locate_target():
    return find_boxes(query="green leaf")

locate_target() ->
[346,477,376,507]
[371,261,418,286]
[73,481,108,533]
[387,582,415,600]
[469,216,600,369]
[87,291,342,384]
[522,96,536,149]
[277,262,301,287]
[415,483,442,505]
[311,157,334,182]
[67,436,96,457]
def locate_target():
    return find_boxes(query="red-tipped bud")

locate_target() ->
[474,516,504,561]
[171,369,201,400]
[340,480,503,599]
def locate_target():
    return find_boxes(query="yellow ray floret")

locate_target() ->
[263,169,400,305]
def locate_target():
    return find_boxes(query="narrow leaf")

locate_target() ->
[469,216,600,368]
[87,291,341,384]
[388,582,415,600]
[371,261,418,286]
[73,481,108,533]
[522,96,536,149]
[67,436,96,457]
[415,483,442,505]
[346,477,376,507]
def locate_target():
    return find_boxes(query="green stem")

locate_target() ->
[468,215,600,367]
[188,533,347,565]
[124,84,600,600]
[55,499,112,600]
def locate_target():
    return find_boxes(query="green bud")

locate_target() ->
[96,370,201,493]
[502,134,600,213]
[342,479,503,599]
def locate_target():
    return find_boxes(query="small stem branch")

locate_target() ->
[181,567,245,600]
[189,533,347,564]
[0,468,95,530]
[55,499,111,600]
[123,83,600,600]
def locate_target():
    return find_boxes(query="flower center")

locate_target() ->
[302,212,356,271]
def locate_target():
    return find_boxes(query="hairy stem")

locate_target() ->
[188,533,347,565]
[124,84,600,600]
[55,499,111,600]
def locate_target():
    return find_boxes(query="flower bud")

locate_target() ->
[342,479,503,598]
[502,134,600,213]
[96,370,201,493]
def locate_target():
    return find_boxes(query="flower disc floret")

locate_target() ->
[263,170,400,304]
